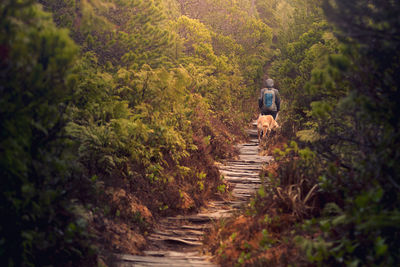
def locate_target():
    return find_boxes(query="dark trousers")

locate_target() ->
[261,110,278,120]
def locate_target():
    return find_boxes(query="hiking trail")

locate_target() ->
[115,121,272,266]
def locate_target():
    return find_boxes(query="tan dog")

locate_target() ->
[257,115,280,143]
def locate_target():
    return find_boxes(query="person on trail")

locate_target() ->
[258,78,281,120]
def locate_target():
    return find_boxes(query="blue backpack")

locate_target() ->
[262,89,276,111]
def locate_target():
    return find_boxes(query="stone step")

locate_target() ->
[116,254,218,267]
[223,172,261,177]
[233,183,261,189]
[223,177,261,184]
[236,143,258,147]
[245,129,258,137]
[218,166,262,172]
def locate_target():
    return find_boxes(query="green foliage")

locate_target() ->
[271,0,400,265]
[176,0,275,115]
[172,15,247,125]
[67,61,197,185]
[297,0,400,264]
[0,1,94,265]
[298,190,400,266]
[41,0,175,69]
[34,0,258,239]
[270,18,342,137]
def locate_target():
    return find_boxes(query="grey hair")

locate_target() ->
[265,78,274,88]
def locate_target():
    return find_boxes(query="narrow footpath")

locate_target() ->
[115,122,272,266]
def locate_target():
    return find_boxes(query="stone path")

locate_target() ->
[115,122,271,266]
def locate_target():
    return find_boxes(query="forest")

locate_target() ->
[1,0,399,266]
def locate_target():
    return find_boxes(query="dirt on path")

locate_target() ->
[114,122,271,267]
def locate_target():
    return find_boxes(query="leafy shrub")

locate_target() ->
[294,0,400,265]
[0,2,95,265]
